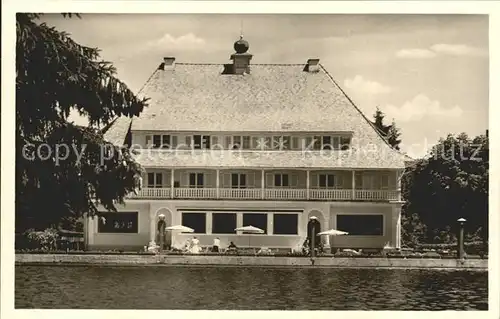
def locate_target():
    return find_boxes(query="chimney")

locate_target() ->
[304,58,320,73]
[229,36,252,75]
[160,57,176,70]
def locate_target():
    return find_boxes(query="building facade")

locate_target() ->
[84,37,408,252]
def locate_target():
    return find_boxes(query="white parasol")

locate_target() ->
[317,229,348,252]
[235,225,265,250]
[317,229,349,236]
[165,225,194,233]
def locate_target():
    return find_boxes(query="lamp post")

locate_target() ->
[309,216,317,258]
[457,218,466,259]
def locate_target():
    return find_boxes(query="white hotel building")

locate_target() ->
[84,37,408,252]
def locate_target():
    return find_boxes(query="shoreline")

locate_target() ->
[15,253,488,271]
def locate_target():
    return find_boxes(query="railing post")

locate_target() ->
[216,169,220,199]
[306,170,310,200]
[261,169,265,199]
[351,170,356,200]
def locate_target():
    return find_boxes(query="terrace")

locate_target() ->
[128,168,402,201]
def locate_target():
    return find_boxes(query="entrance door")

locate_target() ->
[307,218,321,250]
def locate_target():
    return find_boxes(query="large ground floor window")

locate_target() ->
[98,212,138,233]
[182,213,206,233]
[212,213,237,234]
[242,213,267,234]
[336,214,384,236]
[273,214,298,235]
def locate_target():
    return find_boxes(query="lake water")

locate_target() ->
[15,265,488,310]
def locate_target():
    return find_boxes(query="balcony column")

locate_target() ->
[216,169,220,199]
[396,169,403,201]
[306,170,310,200]
[170,169,174,199]
[261,169,265,199]
[351,170,356,200]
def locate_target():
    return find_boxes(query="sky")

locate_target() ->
[42,14,489,158]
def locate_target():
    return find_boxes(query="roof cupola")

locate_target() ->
[226,35,253,75]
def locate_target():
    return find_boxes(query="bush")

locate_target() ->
[23,228,59,250]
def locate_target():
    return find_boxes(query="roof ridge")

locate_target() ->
[175,62,306,66]
[319,63,408,158]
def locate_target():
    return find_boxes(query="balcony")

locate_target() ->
[129,187,401,201]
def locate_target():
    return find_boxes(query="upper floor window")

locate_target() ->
[229,135,252,149]
[272,136,291,150]
[147,172,163,188]
[193,135,211,149]
[304,135,351,151]
[143,133,351,151]
[318,174,336,189]
[146,134,171,149]
[189,173,204,188]
[271,173,299,188]
[231,173,247,189]
[340,136,351,150]
[274,173,289,187]
[355,172,389,189]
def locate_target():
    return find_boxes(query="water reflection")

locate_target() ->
[15,265,488,310]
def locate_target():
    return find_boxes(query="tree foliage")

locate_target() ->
[16,14,148,231]
[372,107,402,150]
[402,132,488,245]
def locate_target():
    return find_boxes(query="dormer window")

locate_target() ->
[272,136,291,150]
[193,135,211,149]
[322,136,332,150]
[340,136,351,150]
[146,134,171,149]
[303,135,351,150]
[229,135,251,149]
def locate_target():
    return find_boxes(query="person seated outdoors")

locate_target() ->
[212,237,221,253]
[302,238,310,256]
[227,241,238,253]
[179,239,191,253]
[317,241,324,254]
[257,247,272,255]
[190,236,201,254]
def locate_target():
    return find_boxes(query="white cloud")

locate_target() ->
[146,33,206,51]
[395,49,437,59]
[396,44,487,59]
[344,75,392,94]
[384,94,463,122]
[430,44,487,57]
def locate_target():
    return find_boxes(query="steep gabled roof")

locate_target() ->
[102,116,131,146]
[105,61,408,169]
[133,63,381,134]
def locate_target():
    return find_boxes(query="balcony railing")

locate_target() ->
[220,188,262,199]
[129,187,401,201]
[175,188,217,199]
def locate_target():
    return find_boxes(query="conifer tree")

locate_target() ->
[16,14,148,231]
[372,107,402,150]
